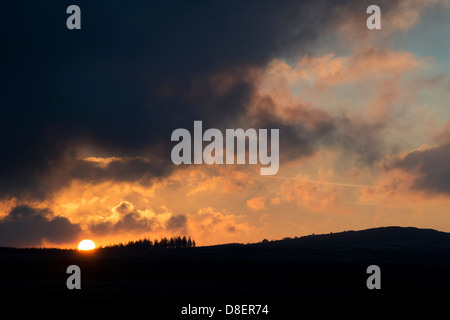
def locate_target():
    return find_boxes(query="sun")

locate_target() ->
[78,239,96,251]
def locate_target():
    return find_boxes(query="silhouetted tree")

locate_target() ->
[101,236,196,251]
[160,237,168,248]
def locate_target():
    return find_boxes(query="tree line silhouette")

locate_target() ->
[102,236,196,250]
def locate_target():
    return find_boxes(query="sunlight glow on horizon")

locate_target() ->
[78,239,96,251]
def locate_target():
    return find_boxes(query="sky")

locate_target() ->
[1,0,450,248]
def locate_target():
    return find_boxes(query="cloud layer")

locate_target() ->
[383,143,450,195]
[1,0,411,200]
[0,206,81,247]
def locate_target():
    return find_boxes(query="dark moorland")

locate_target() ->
[1,226,450,313]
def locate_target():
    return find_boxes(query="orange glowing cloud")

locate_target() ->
[278,171,340,213]
[247,196,267,211]
[180,166,256,196]
[296,48,423,87]
[186,207,255,246]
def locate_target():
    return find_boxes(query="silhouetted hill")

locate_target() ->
[1,226,450,313]
[257,226,450,248]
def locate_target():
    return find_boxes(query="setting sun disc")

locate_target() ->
[78,239,96,251]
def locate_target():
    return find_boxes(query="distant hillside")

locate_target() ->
[188,226,450,266]
[258,226,450,248]
[264,227,450,245]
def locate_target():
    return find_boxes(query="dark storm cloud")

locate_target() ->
[89,211,156,235]
[166,215,187,231]
[69,156,171,185]
[89,201,155,235]
[383,143,450,195]
[0,206,81,247]
[90,211,155,235]
[250,95,386,164]
[1,0,402,200]
[89,203,188,236]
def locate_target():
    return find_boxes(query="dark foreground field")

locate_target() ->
[1,227,450,315]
